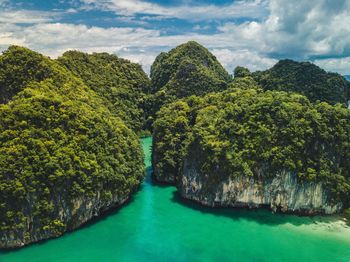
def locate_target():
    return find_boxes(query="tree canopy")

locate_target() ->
[0,46,144,238]
[57,51,151,133]
[252,59,350,105]
[148,41,232,125]
[2,42,350,244]
[153,86,350,204]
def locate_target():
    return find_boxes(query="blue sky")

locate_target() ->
[0,0,350,75]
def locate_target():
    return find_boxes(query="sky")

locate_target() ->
[0,0,350,75]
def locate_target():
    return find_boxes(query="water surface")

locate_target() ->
[1,137,350,261]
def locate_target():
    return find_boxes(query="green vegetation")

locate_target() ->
[252,59,350,105]
[153,86,350,203]
[0,46,144,238]
[2,41,350,246]
[0,46,64,104]
[57,51,151,133]
[152,98,195,182]
[148,41,231,125]
[234,66,252,78]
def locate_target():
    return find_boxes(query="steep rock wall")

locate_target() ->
[0,189,132,249]
[179,155,342,215]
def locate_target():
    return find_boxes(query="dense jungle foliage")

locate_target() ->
[148,41,232,124]
[2,40,350,237]
[57,51,151,133]
[153,82,350,203]
[0,46,144,235]
[252,59,350,105]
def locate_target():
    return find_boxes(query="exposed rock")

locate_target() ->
[0,190,131,249]
[178,153,342,215]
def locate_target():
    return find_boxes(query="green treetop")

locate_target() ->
[57,50,151,133]
[253,59,350,105]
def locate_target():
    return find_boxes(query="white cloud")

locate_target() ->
[112,16,149,26]
[1,0,350,75]
[193,25,210,31]
[1,18,349,75]
[0,23,159,56]
[314,57,350,76]
[0,23,163,71]
[119,51,158,73]
[0,32,25,46]
[0,21,258,73]
[0,24,25,46]
[212,49,277,73]
[261,0,350,57]
[216,0,350,57]
[0,10,59,24]
[79,0,268,21]
[203,0,350,74]
[66,8,78,14]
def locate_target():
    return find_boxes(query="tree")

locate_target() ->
[152,87,350,204]
[148,41,232,126]
[253,59,350,105]
[0,46,145,245]
[57,51,151,133]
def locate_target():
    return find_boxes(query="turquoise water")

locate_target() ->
[1,137,350,261]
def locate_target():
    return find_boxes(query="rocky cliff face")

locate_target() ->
[0,190,132,249]
[179,155,342,215]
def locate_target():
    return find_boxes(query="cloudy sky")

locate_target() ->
[0,0,349,75]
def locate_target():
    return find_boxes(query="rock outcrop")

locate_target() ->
[0,191,131,249]
[179,154,342,215]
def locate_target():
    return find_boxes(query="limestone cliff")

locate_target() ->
[0,189,133,249]
[179,153,342,215]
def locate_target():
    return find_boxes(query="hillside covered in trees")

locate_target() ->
[152,42,350,214]
[147,41,232,125]
[57,51,151,133]
[0,46,145,248]
[251,59,350,105]
[1,41,350,248]
[153,88,350,201]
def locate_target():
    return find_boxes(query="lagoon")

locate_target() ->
[1,137,350,262]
